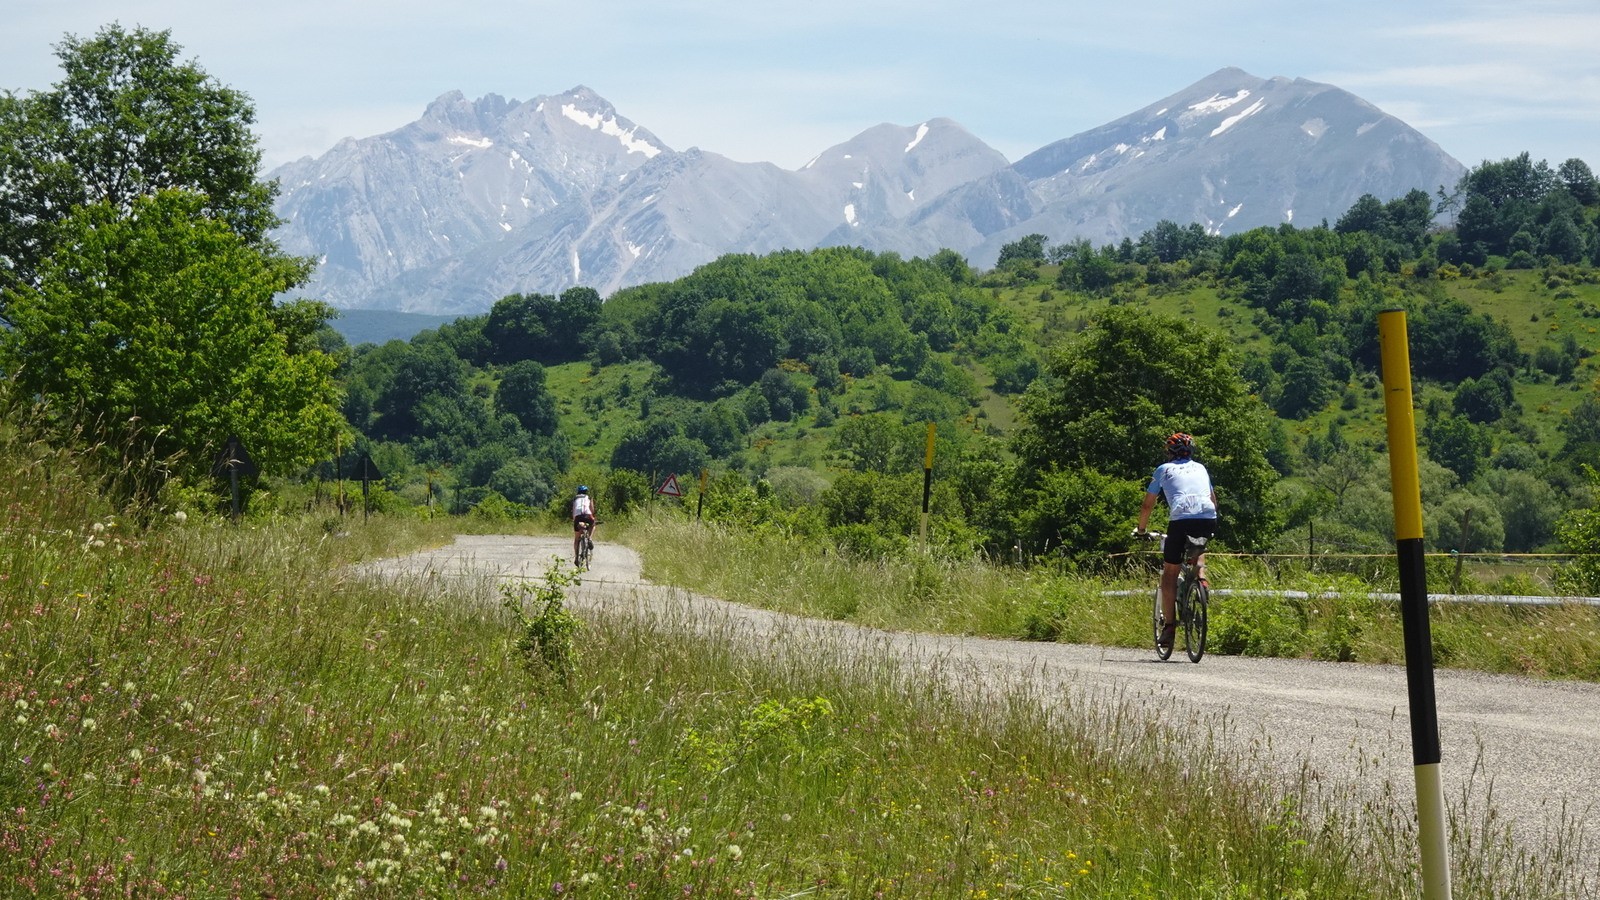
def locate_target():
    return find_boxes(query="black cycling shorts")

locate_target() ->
[1162,518,1216,565]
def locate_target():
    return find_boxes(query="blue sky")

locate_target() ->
[5,0,1598,175]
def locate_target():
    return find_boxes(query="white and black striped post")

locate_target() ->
[1378,308,1452,899]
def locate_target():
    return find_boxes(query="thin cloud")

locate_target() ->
[1399,13,1600,51]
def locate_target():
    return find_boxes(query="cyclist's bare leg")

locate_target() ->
[1159,562,1180,624]
[572,522,582,563]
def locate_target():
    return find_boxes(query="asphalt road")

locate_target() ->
[363,533,1600,883]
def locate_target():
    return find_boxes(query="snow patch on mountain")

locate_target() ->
[1187,90,1251,118]
[560,104,662,157]
[906,123,930,153]
[1211,98,1266,136]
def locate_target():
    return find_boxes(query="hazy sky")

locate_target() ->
[5,0,1598,174]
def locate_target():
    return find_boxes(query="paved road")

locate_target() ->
[364,533,1600,882]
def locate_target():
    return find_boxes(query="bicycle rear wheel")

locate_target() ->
[577,533,592,570]
[1185,581,1209,663]
[1152,587,1173,660]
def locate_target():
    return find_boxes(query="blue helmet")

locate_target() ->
[577,485,589,493]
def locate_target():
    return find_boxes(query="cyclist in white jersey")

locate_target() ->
[1135,433,1218,650]
[571,485,597,565]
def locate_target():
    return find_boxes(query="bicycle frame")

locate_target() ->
[1139,530,1210,663]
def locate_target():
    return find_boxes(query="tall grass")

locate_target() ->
[629,515,1600,681]
[0,410,1589,897]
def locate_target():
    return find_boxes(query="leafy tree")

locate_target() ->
[1554,467,1600,594]
[757,367,809,421]
[1429,492,1505,553]
[1422,414,1490,483]
[989,350,1040,395]
[0,190,339,475]
[1011,306,1280,548]
[1556,158,1600,206]
[1407,299,1523,381]
[1558,395,1600,462]
[1452,371,1514,424]
[1335,194,1388,235]
[1481,469,1561,552]
[414,397,530,471]
[1274,354,1335,419]
[1534,334,1584,382]
[483,289,599,365]
[1013,467,1145,563]
[1540,216,1587,264]
[0,25,279,310]
[832,413,925,474]
[996,233,1048,268]
[495,360,559,436]
[373,340,470,440]
[1140,219,1216,264]
[1384,189,1437,250]
[610,417,709,478]
[684,400,750,457]
[486,458,555,507]
[1453,194,1502,258]
[1452,153,1558,256]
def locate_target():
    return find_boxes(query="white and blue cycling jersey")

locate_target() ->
[1147,458,1217,521]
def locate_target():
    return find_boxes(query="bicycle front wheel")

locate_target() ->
[1153,587,1173,660]
[1185,582,1209,663]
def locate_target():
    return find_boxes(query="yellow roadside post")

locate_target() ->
[1378,308,1453,900]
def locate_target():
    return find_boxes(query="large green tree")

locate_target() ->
[0,25,279,312]
[1012,306,1280,549]
[0,190,340,476]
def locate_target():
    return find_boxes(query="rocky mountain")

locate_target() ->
[269,69,1466,315]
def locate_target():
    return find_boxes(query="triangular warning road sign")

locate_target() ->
[657,474,683,497]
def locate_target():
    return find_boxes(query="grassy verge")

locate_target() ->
[0,430,1588,896]
[627,515,1600,681]
[0,498,1435,899]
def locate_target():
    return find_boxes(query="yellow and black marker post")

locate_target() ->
[920,423,936,550]
[1378,308,1453,900]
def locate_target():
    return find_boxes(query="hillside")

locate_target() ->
[321,148,1600,577]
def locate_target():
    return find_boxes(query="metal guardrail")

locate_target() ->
[1101,588,1600,607]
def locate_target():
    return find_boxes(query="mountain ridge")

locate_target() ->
[269,68,1466,314]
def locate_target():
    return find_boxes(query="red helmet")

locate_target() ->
[1166,432,1195,457]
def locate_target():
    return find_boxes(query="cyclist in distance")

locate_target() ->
[571,485,597,565]
[1135,432,1218,651]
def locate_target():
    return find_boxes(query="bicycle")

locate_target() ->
[575,520,597,571]
[1135,530,1209,663]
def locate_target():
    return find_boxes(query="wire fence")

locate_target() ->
[1106,549,1600,606]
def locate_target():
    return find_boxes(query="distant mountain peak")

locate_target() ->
[270,69,1464,314]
